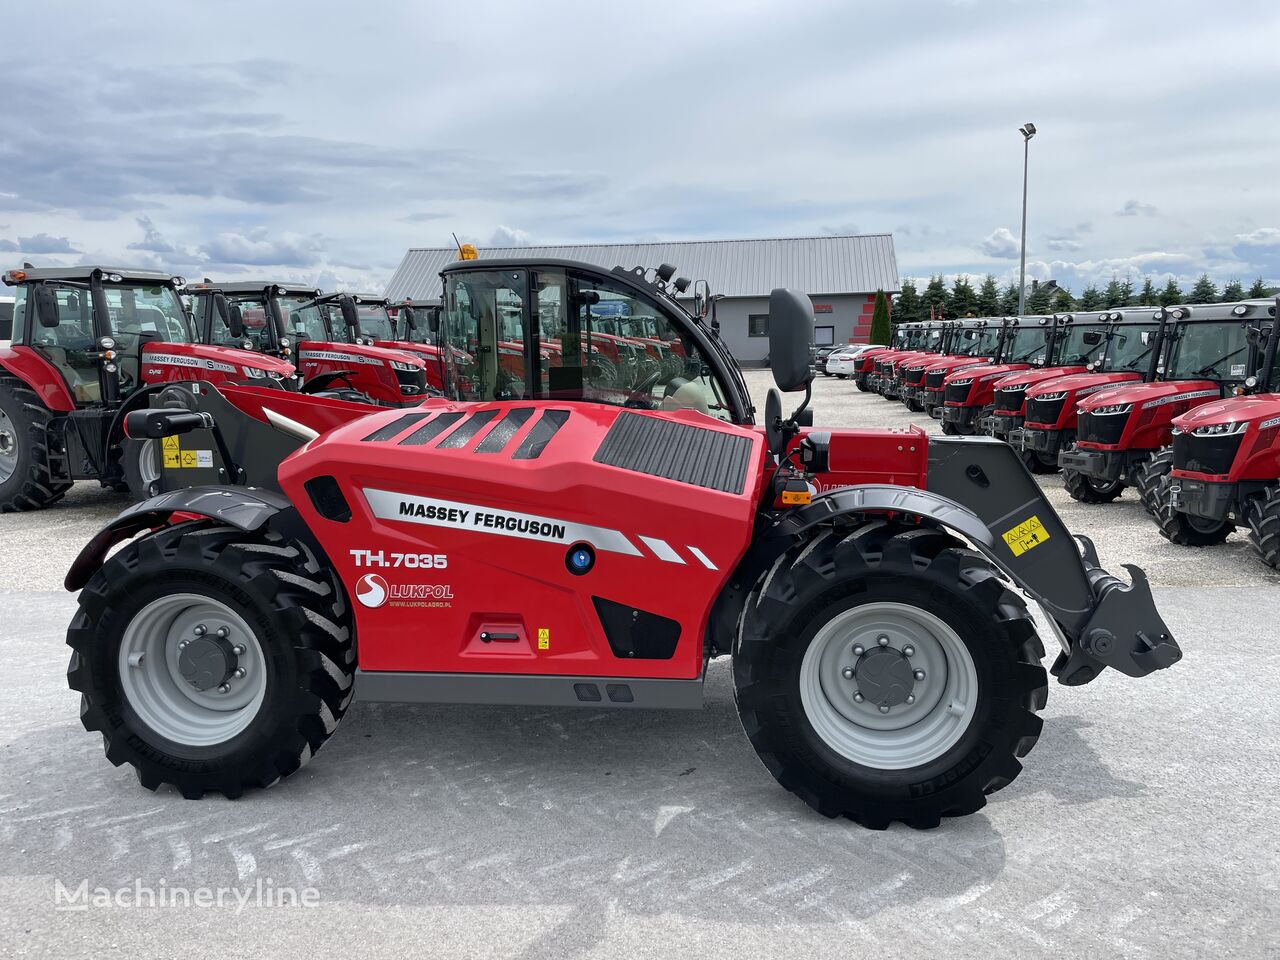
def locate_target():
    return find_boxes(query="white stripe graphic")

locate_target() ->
[639,536,686,564]
[686,546,718,570]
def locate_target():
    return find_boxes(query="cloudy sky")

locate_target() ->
[2,0,1277,295]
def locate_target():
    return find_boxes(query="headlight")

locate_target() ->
[279,337,290,348]
[950,377,974,386]
[1035,391,1068,402]
[242,366,270,378]
[1091,403,1132,415]
[1191,421,1248,436]
[390,360,419,372]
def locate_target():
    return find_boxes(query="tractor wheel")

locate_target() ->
[1134,450,1170,517]
[1149,473,1233,547]
[855,376,871,392]
[66,522,355,798]
[734,521,1047,829]
[0,374,72,512]
[120,437,163,500]
[1246,485,1280,569]
[1063,466,1125,504]
[1019,449,1059,474]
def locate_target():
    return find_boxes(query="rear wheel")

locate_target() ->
[1135,449,1170,516]
[1063,463,1125,504]
[1245,486,1280,568]
[1150,473,1233,546]
[0,375,72,512]
[734,522,1047,829]
[67,523,354,798]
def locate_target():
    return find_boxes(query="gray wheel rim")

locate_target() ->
[799,601,979,770]
[0,407,17,484]
[1089,477,1122,494]
[1187,513,1227,535]
[117,593,268,747]
[136,439,161,487]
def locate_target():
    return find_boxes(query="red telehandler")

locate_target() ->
[65,256,1179,829]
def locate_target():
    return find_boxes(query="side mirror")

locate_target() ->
[693,279,711,319]
[401,305,418,332]
[33,285,60,328]
[426,306,441,334]
[1082,330,1103,345]
[213,293,229,332]
[227,303,245,340]
[339,296,360,331]
[767,288,815,392]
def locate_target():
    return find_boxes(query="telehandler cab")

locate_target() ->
[65,257,1180,829]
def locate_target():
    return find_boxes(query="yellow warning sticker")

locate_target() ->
[163,451,180,469]
[1002,515,1050,557]
[162,435,180,452]
[180,450,198,469]
[537,628,550,651]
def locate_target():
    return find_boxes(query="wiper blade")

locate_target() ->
[1193,345,1248,377]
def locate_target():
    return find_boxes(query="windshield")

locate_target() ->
[1004,326,1052,364]
[352,304,395,340]
[957,326,1001,357]
[1166,321,1252,381]
[925,329,945,351]
[1105,324,1161,372]
[1054,323,1110,366]
[288,300,332,343]
[217,294,275,351]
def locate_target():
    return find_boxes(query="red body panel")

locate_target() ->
[989,366,1086,415]
[139,342,294,387]
[297,341,426,405]
[1022,371,1144,430]
[1075,380,1222,452]
[790,426,929,495]
[217,382,390,435]
[854,346,896,373]
[1171,395,1280,482]
[277,402,765,681]
[0,345,76,411]
[942,363,1032,408]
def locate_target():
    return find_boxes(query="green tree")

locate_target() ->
[1078,284,1104,310]
[1119,276,1134,305]
[1190,273,1218,303]
[923,275,950,319]
[1221,279,1245,302]
[894,278,921,324]
[1052,287,1075,311]
[976,274,1001,316]
[999,281,1020,315]
[1248,277,1270,298]
[1102,276,1125,307]
[869,289,891,345]
[1138,277,1158,305]
[950,275,978,316]
[1159,278,1184,306]
[1026,282,1054,315]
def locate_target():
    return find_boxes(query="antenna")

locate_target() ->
[451,232,464,257]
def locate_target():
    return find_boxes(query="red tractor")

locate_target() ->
[939,316,1057,435]
[1011,308,1166,489]
[186,282,431,406]
[872,320,949,400]
[64,256,1179,830]
[1143,298,1280,553]
[0,266,294,510]
[915,318,1010,419]
[849,325,910,392]
[1060,301,1270,505]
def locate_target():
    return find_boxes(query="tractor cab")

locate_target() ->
[185,280,317,365]
[434,259,751,422]
[913,317,1010,416]
[939,316,1058,435]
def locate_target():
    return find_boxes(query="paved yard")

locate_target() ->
[1,371,1276,959]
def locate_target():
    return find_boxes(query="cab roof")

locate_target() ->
[3,266,178,286]
[185,280,322,297]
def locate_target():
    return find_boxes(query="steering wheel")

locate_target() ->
[623,371,663,408]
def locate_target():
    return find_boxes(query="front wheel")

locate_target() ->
[1019,449,1059,474]
[67,523,355,798]
[855,376,872,392]
[1246,486,1280,569]
[1135,450,1169,516]
[1150,474,1233,546]
[734,522,1047,829]
[1063,465,1125,503]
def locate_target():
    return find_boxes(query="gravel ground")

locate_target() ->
[1,372,1277,959]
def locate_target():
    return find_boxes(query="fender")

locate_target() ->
[65,486,290,590]
[0,345,76,411]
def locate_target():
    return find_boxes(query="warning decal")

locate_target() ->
[159,434,213,470]
[1002,515,1050,557]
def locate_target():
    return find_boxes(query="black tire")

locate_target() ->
[120,436,161,500]
[1246,485,1280,569]
[0,374,72,512]
[855,376,871,392]
[734,521,1047,829]
[1063,465,1125,504]
[1134,449,1170,517]
[1019,449,1059,474]
[940,420,960,436]
[67,522,355,798]
[1149,472,1233,546]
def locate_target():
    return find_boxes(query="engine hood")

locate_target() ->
[1173,393,1280,430]
[1024,370,1144,400]
[142,343,296,378]
[944,361,1030,386]
[298,341,426,369]
[992,365,1086,391]
[1076,379,1221,413]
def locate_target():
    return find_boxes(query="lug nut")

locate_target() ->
[233,667,245,679]
[852,644,865,657]
[902,645,915,657]
[841,666,854,680]
[914,669,926,681]
[194,625,206,636]
[233,645,246,656]
[877,636,890,647]
[878,704,890,714]
[853,692,864,703]
[216,627,229,638]
[905,694,915,705]
[178,639,189,649]
[217,683,230,694]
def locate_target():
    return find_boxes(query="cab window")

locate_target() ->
[443,269,527,401]
[213,295,275,351]
[289,302,332,343]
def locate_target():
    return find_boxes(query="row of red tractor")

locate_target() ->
[847,302,1280,568]
[0,264,682,509]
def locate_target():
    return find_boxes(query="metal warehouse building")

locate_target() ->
[384,235,899,366]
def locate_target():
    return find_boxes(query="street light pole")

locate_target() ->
[1017,122,1036,316]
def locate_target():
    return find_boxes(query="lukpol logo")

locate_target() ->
[355,573,389,608]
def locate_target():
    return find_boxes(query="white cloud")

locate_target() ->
[488,225,532,248]
[980,228,1020,259]
[1116,200,1158,217]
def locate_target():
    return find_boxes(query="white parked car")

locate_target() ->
[825,344,874,378]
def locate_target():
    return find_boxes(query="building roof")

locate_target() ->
[384,234,900,301]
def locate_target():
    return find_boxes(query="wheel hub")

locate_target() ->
[853,646,917,709]
[178,632,239,692]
